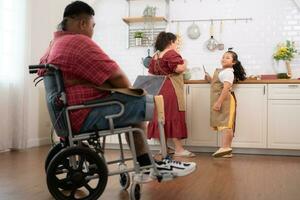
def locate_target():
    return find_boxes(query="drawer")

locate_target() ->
[268,84,300,99]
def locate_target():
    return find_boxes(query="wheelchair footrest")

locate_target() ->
[155,172,175,182]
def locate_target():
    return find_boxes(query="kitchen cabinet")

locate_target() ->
[268,84,300,149]
[185,84,218,146]
[109,132,155,145]
[231,84,267,148]
[109,134,127,144]
[105,82,300,153]
[185,84,268,148]
[108,121,156,145]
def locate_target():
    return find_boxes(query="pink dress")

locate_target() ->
[147,50,188,139]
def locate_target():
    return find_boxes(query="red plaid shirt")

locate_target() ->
[40,31,119,133]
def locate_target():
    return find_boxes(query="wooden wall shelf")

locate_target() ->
[122,16,168,24]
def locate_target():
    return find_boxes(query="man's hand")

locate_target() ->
[107,69,131,88]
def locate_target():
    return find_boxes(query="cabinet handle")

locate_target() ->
[187,85,190,95]
[263,85,266,95]
[288,85,299,88]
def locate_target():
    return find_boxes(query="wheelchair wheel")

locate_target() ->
[130,182,141,200]
[47,146,108,200]
[119,172,130,190]
[45,142,65,172]
[45,141,90,172]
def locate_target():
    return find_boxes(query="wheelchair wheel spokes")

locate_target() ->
[77,155,86,170]
[61,157,72,171]
[47,146,108,200]
[86,164,98,176]
[56,164,69,174]
[51,158,73,190]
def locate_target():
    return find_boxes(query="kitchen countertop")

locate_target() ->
[184,79,300,84]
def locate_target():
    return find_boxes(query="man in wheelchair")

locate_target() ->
[40,0,196,187]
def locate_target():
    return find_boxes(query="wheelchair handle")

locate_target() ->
[29,64,59,70]
[29,64,47,69]
[29,69,38,74]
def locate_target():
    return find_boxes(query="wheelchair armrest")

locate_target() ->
[66,100,125,119]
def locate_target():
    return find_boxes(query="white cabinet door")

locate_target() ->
[109,134,126,144]
[185,84,218,147]
[108,123,155,145]
[268,100,300,149]
[231,84,268,148]
[109,132,155,145]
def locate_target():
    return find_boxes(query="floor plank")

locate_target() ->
[0,146,300,200]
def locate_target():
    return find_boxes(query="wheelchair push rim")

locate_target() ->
[45,142,66,172]
[46,146,108,200]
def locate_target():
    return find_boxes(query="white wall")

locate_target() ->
[27,0,300,147]
[168,0,300,77]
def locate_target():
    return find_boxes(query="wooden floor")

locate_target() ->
[1,146,300,200]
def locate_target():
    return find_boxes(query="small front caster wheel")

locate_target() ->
[130,182,141,200]
[119,172,130,190]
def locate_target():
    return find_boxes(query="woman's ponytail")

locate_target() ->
[233,60,246,82]
[227,51,246,82]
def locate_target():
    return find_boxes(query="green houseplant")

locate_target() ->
[273,40,297,78]
[134,31,144,46]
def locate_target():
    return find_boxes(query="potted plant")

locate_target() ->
[134,31,144,46]
[143,6,157,17]
[273,40,297,78]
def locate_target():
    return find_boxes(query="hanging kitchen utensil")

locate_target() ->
[176,22,183,51]
[217,20,224,50]
[187,21,201,40]
[142,48,152,68]
[202,65,208,74]
[206,20,218,51]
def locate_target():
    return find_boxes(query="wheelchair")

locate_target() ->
[29,64,173,200]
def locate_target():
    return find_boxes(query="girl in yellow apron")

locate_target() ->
[205,50,246,158]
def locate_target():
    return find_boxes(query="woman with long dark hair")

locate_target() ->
[147,31,195,157]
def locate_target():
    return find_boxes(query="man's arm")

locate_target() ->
[74,36,130,87]
[107,69,131,88]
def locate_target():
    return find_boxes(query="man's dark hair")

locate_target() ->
[63,1,94,18]
[58,1,94,31]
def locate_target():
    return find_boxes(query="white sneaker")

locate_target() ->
[154,158,196,177]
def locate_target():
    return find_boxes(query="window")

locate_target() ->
[0,0,27,82]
